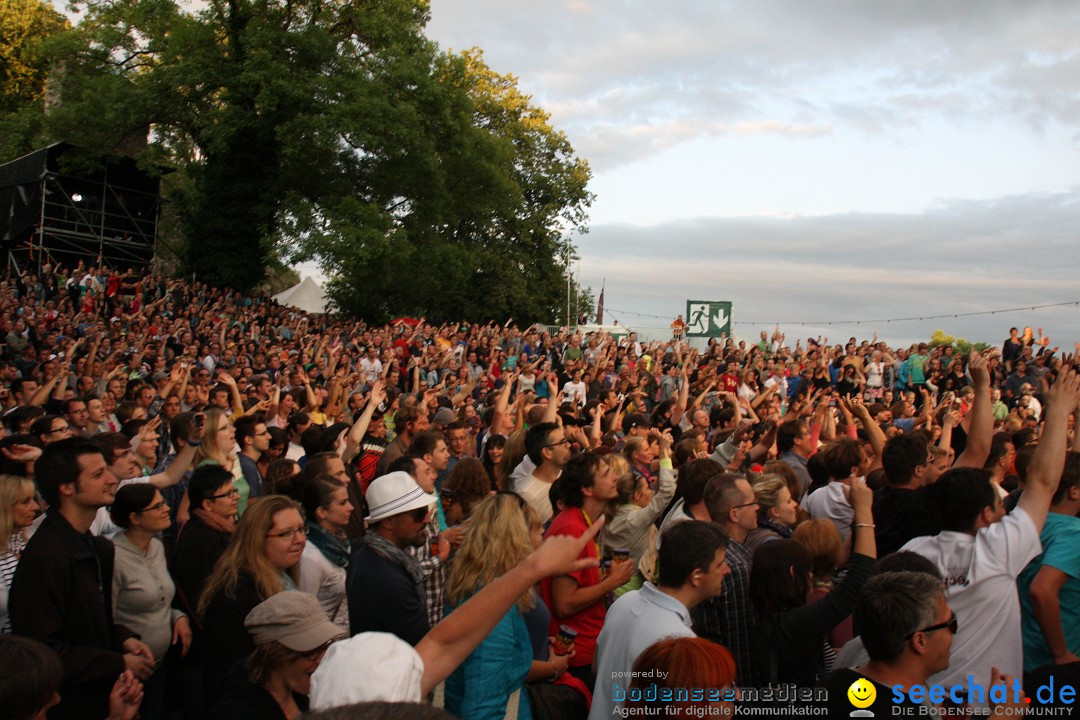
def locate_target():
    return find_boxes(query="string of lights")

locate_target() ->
[598,300,1080,327]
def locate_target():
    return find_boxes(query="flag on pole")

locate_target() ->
[596,282,605,324]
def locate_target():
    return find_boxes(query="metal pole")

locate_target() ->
[565,244,570,328]
[38,175,48,274]
[575,257,580,323]
[99,166,108,262]
[151,190,161,271]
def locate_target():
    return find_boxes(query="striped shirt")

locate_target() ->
[1,532,28,634]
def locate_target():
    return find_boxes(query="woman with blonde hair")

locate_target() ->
[0,474,39,634]
[495,429,527,492]
[197,495,307,707]
[622,435,655,488]
[745,475,799,555]
[445,493,557,720]
[194,407,250,515]
[605,431,676,593]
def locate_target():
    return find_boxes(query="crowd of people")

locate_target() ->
[0,259,1078,719]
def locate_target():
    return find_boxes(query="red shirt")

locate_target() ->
[721,372,739,393]
[539,507,605,668]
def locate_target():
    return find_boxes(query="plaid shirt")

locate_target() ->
[690,538,757,686]
[405,513,446,627]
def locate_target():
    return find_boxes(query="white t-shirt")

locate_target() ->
[286,441,305,462]
[902,507,1041,698]
[513,471,555,525]
[801,481,854,542]
[865,361,884,388]
[561,381,586,407]
[359,358,383,385]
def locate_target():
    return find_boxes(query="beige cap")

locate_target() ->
[244,591,345,652]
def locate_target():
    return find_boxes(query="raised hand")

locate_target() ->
[967,350,990,387]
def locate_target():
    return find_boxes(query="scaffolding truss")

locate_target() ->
[0,143,162,274]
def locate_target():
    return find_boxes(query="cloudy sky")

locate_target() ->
[418,0,1080,346]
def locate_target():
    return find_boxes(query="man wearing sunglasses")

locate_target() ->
[818,571,956,716]
[347,471,439,647]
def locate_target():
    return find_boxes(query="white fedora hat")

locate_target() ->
[364,471,437,523]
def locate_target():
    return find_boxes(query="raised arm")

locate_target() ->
[1017,362,1080,533]
[670,364,690,426]
[343,382,385,463]
[542,373,560,424]
[953,352,993,468]
[846,396,885,473]
[30,368,65,407]
[265,384,281,426]
[938,407,960,455]
[587,403,607,448]
[216,372,245,418]
[297,367,318,412]
[451,377,477,407]
[489,373,516,436]
[147,420,205,488]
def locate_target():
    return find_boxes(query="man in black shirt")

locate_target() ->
[347,471,439,645]
[10,438,154,720]
[874,434,941,555]
[818,571,949,716]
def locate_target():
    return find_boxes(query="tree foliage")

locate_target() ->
[9,0,593,321]
[0,0,68,157]
[288,46,595,322]
[928,329,989,355]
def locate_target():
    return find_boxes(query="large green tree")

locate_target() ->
[296,48,595,322]
[20,0,592,321]
[0,0,68,157]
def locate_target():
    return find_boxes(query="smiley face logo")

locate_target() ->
[847,677,876,709]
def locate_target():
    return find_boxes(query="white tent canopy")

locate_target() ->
[272,276,329,314]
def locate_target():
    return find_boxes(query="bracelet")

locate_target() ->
[853,523,875,529]
[187,440,202,446]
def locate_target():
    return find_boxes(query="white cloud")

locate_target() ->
[574,189,1080,345]
[428,1,1080,169]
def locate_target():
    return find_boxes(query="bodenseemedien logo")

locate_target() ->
[847,677,876,717]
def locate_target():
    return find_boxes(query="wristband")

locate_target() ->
[187,439,202,446]
[853,523,875,529]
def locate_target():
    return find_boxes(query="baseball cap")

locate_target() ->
[244,591,346,652]
[432,407,456,426]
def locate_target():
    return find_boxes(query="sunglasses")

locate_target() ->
[906,612,958,639]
